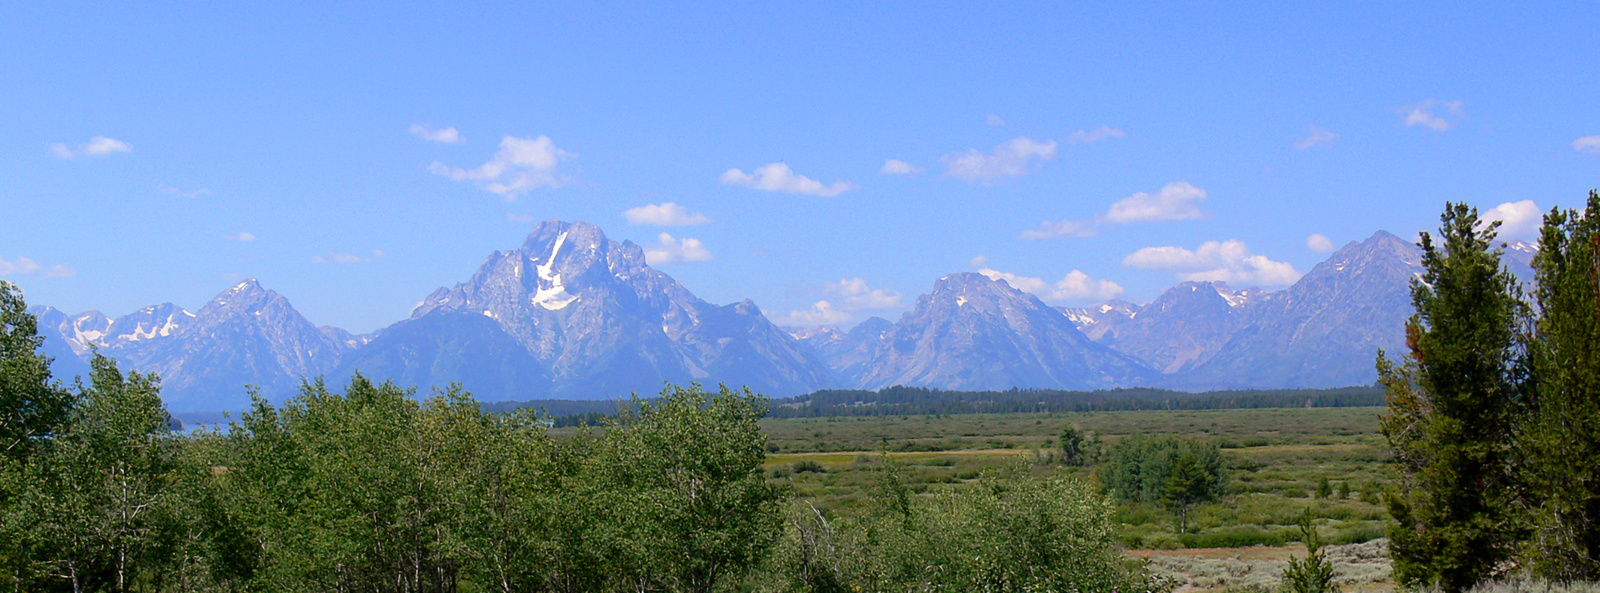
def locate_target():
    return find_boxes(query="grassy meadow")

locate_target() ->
[757,406,1398,590]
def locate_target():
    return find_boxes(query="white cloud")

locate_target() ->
[985,114,1008,127]
[227,232,258,242]
[1480,200,1542,241]
[409,124,463,144]
[1123,239,1301,287]
[1296,125,1338,150]
[1020,181,1210,240]
[968,255,989,269]
[1573,135,1600,154]
[1306,234,1336,253]
[720,163,857,197]
[429,135,574,198]
[942,136,1058,183]
[1020,218,1099,240]
[158,184,212,198]
[312,249,386,264]
[1402,99,1464,132]
[822,277,902,311]
[779,300,852,326]
[50,136,131,159]
[506,213,536,223]
[0,256,72,278]
[1067,126,1125,144]
[880,159,923,175]
[1104,181,1209,224]
[977,268,1124,303]
[644,233,713,265]
[0,256,40,276]
[623,202,712,226]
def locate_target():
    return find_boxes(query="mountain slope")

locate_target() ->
[331,310,551,401]
[363,220,832,399]
[1174,231,1422,389]
[855,273,1152,391]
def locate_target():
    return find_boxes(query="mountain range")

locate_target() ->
[31,221,1514,412]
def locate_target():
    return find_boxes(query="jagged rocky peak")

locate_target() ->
[105,302,194,344]
[930,271,1027,310]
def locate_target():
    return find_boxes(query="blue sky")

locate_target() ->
[3,2,1598,333]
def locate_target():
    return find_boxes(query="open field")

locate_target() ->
[760,406,1396,554]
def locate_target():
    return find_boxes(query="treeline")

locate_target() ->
[764,385,1386,418]
[480,385,1386,428]
[1380,193,1600,592]
[0,283,1161,593]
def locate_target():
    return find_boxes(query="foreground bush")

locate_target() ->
[763,462,1169,593]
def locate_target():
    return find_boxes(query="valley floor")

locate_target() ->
[757,406,1397,589]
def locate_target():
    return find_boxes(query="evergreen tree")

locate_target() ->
[1378,203,1527,592]
[1524,190,1600,579]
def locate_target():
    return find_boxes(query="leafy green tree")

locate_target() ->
[1379,203,1528,592]
[1059,424,1086,465]
[1524,190,1600,579]
[816,463,1167,593]
[0,281,70,463]
[595,384,783,593]
[9,355,180,592]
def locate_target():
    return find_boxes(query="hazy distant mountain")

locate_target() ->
[31,281,349,410]
[331,311,551,401]
[850,273,1152,391]
[1059,300,1139,342]
[359,220,832,399]
[788,316,894,386]
[25,225,1450,408]
[1173,231,1423,389]
[1093,281,1257,374]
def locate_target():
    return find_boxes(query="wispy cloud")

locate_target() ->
[880,159,923,175]
[1123,239,1301,287]
[0,256,73,278]
[429,135,574,198]
[227,232,258,242]
[50,136,131,159]
[822,278,902,311]
[1306,234,1336,253]
[623,202,712,226]
[644,233,713,265]
[942,136,1058,183]
[506,213,536,223]
[1402,99,1464,131]
[1067,126,1125,144]
[1020,219,1099,240]
[720,163,857,197]
[159,184,212,198]
[985,114,1008,127]
[978,267,1124,303]
[409,124,463,144]
[778,300,852,326]
[312,249,386,264]
[1479,200,1542,242]
[1022,182,1209,240]
[1573,135,1600,154]
[1295,125,1338,150]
